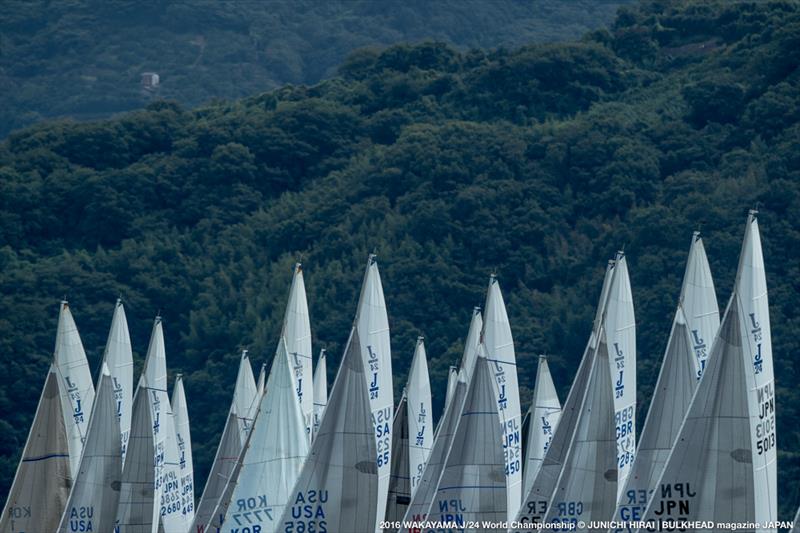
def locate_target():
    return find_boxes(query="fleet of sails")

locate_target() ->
[0,213,792,533]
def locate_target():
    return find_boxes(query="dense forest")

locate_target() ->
[0,0,628,136]
[1,0,799,518]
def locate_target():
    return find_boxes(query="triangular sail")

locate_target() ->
[407,337,433,497]
[482,276,522,518]
[256,362,266,399]
[57,365,122,533]
[523,356,561,495]
[385,392,411,526]
[443,366,458,413]
[219,337,309,533]
[192,351,258,531]
[425,349,506,529]
[461,307,483,383]
[542,335,617,528]
[602,254,636,496]
[54,301,96,474]
[172,375,194,525]
[312,349,328,440]
[116,384,156,532]
[355,255,393,530]
[103,299,134,464]
[515,262,615,526]
[279,328,378,533]
[0,365,71,532]
[282,263,314,438]
[680,233,720,379]
[639,212,777,532]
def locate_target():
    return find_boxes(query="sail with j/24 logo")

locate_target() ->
[522,355,561,495]
[282,263,314,439]
[639,211,777,532]
[54,301,96,475]
[279,327,378,533]
[103,299,134,465]
[171,375,194,526]
[613,233,718,529]
[602,253,637,496]
[407,337,433,497]
[57,364,122,533]
[0,365,71,533]
[355,255,393,531]
[218,336,309,533]
[514,261,615,527]
[312,348,327,440]
[191,350,258,532]
[482,276,522,519]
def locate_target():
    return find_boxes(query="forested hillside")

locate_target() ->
[1,0,799,517]
[0,0,627,136]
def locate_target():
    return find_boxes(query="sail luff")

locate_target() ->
[102,299,134,465]
[172,375,194,526]
[57,365,122,533]
[282,263,314,439]
[0,365,71,533]
[312,348,328,440]
[407,337,433,497]
[523,355,562,495]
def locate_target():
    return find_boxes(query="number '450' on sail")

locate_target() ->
[612,234,719,529]
[638,211,777,532]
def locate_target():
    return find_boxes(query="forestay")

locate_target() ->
[54,301,96,474]
[482,276,522,519]
[279,328,378,533]
[407,337,433,497]
[0,365,71,533]
[638,212,777,532]
[57,365,122,533]
[172,375,194,525]
[282,263,314,438]
[103,299,134,464]
[312,349,328,440]
[385,392,411,526]
[680,233,720,379]
[355,255,393,531]
[220,337,309,533]
[522,355,561,495]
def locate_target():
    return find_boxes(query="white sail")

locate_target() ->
[443,366,458,412]
[282,263,314,439]
[116,383,156,532]
[54,301,96,474]
[542,334,617,529]
[385,392,410,525]
[57,364,122,533]
[172,375,195,526]
[407,338,433,497]
[602,253,636,495]
[142,317,183,532]
[279,328,378,533]
[461,307,483,382]
[312,349,328,440]
[680,232,720,380]
[103,299,134,465]
[639,212,777,532]
[192,351,257,531]
[401,370,468,528]
[425,347,506,529]
[256,362,266,399]
[515,262,615,526]
[355,255,393,530]
[523,355,562,495]
[221,337,309,533]
[0,365,71,532]
[482,276,522,518]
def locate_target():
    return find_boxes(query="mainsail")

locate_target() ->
[172,375,195,525]
[312,349,328,440]
[220,337,309,533]
[103,299,134,464]
[385,392,411,526]
[192,351,258,531]
[613,234,717,528]
[282,263,314,438]
[0,365,71,532]
[54,301,96,474]
[603,253,636,495]
[407,337,433,497]
[542,335,617,529]
[57,364,122,533]
[278,328,378,533]
[515,261,615,526]
[355,255,393,530]
[482,276,522,518]
[425,348,507,530]
[638,212,777,532]
[522,355,561,495]
[680,232,721,379]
